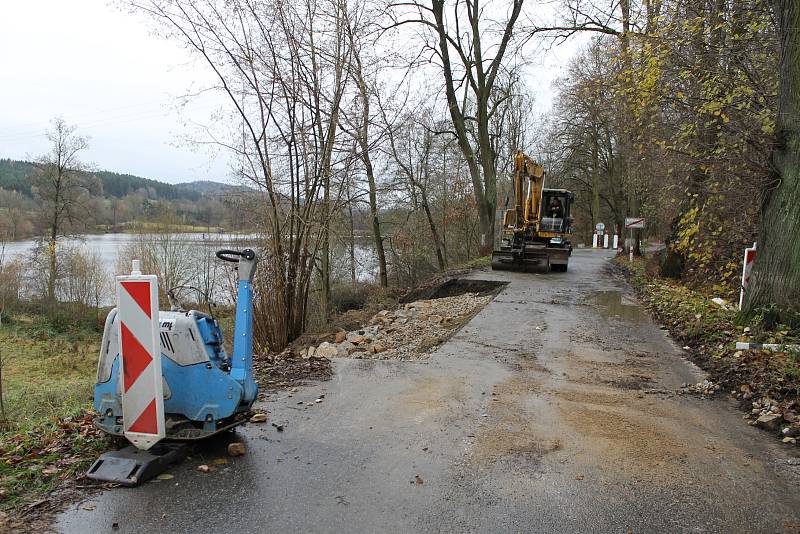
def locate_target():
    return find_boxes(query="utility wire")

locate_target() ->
[0,101,220,142]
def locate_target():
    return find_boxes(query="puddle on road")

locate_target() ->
[590,290,649,323]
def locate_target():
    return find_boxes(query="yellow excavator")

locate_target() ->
[491,150,574,272]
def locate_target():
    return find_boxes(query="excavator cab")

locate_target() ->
[540,190,575,233]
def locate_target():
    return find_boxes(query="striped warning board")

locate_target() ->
[116,266,165,450]
[738,243,757,310]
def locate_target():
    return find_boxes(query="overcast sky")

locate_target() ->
[0,0,586,185]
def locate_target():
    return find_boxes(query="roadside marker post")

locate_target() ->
[735,341,797,351]
[594,223,605,249]
[738,242,757,310]
[603,232,609,249]
[625,217,646,262]
[116,260,165,450]
[613,233,619,250]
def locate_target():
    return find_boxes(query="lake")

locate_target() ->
[1,232,378,305]
[1,233,258,275]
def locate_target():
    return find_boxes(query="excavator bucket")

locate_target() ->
[491,247,552,272]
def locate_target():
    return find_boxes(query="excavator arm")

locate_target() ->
[504,150,546,231]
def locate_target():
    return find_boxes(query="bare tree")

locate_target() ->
[133,0,354,349]
[390,0,525,254]
[32,118,89,305]
[119,227,196,301]
[385,109,447,270]
[342,3,390,286]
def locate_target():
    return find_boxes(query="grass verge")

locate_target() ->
[613,254,800,442]
[0,311,111,528]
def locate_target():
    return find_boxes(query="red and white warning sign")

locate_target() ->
[625,217,646,229]
[116,261,165,450]
[739,243,757,310]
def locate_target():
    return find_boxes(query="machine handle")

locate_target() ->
[216,249,256,263]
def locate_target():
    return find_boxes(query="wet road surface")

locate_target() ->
[57,249,800,533]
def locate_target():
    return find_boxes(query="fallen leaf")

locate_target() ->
[196,465,210,473]
[156,473,174,481]
[212,458,228,465]
[249,413,268,423]
[414,475,424,485]
[80,503,96,511]
[575,475,584,481]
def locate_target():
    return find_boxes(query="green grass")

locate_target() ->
[0,309,109,513]
[0,316,98,432]
[463,255,491,269]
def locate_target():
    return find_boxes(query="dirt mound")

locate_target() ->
[400,277,506,303]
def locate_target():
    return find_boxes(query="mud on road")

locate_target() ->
[57,250,800,534]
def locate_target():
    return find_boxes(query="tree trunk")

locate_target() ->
[591,129,601,228]
[618,0,642,255]
[420,187,446,271]
[357,86,388,287]
[365,156,388,287]
[347,178,357,288]
[346,21,389,288]
[47,172,61,305]
[47,231,57,305]
[744,1,800,316]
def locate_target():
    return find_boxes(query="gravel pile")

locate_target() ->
[678,379,720,396]
[740,396,800,444]
[302,293,493,361]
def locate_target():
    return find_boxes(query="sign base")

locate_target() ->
[86,443,187,487]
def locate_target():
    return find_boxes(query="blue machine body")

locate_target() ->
[93,250,258,439]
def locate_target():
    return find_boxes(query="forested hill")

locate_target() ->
[0,158,217,202]
[0,158,258,239]
[174,180,253,194]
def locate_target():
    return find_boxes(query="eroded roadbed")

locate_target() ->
[57,250,800,534]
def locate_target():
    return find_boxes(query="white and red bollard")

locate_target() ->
[613,234,619,250]
[603,232,609,249]
[738,243,757,310]
[116,260,165,450]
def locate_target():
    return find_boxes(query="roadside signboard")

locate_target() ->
[625,217,646,229]
[116,261,165,450]
[595,223,605,233]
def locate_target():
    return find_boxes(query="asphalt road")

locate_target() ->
[57,249,800,534]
